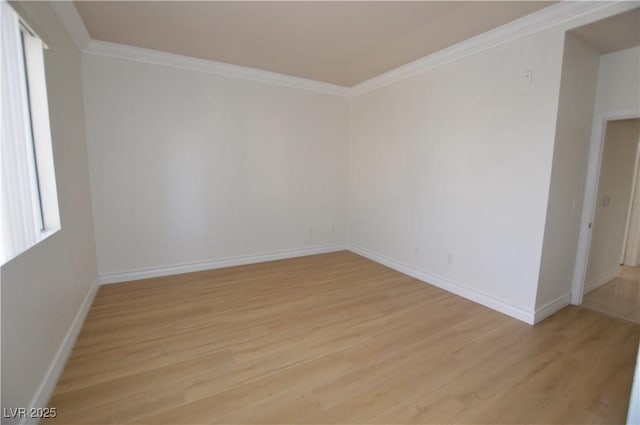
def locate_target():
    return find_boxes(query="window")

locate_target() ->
[1,1,60,265]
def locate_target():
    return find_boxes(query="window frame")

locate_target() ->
[1,3,60,265]
[19,24,46,233]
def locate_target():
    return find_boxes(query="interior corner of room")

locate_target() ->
[1,1,640,424]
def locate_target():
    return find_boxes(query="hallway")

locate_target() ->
[583,266,640,324]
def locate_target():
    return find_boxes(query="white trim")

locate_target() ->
[534,293,571,324]
[20,279,99,425]
[83,40,351,97]
[585,267,620,295]
[56,1,636,98]
[621,140,640,263]
[350,1,638,96]
[99,243,346,284]
[348,244,535,325]
[571,109,640,305]
[49,0,90,51]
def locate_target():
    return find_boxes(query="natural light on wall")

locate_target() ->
[1,0,60,265]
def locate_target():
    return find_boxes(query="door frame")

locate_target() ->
[571,108,640,305]
[621,141,640,264]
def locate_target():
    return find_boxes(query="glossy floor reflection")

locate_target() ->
[583,266,640,324]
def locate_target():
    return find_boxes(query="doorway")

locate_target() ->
[581,118,640,323]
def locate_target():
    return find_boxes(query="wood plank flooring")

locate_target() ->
[44,251,640,424]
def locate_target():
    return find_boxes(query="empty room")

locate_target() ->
[2,1,640,424]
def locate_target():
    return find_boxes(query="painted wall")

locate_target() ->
[535,33,599,310]
[82,54,349,278]
[1,1,98,419]
[628,342,640,425]
[586,119,639,289]
[348,27,565,317]
[571,46,640,302]
[594,47,640,115]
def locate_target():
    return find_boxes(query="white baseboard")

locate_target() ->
[585,268,620,294]
[348,244,535,324]
[534,293,571,324]
[21,279,99,425]
[99,243,347,284]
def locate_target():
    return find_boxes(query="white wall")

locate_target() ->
[1,1,98,419]
[348,27,566,317]
[594,47,640,115]
[535,33,599,310]
[627,342,640,425]
[82,54,349,278]
[0,3,634,417]
[586,119,639,289]
[571,46,640,303]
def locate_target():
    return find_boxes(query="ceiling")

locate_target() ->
[569,8,640,54]
[74,1,554,87]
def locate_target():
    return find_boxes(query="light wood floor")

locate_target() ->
[45,251,640,424]
[583,266,640,324]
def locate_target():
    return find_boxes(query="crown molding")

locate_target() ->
[49,0,90,51]
[350,1,640,96]
[54,0,637,98]
[49,0,351,96]
[83,40,352,97]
